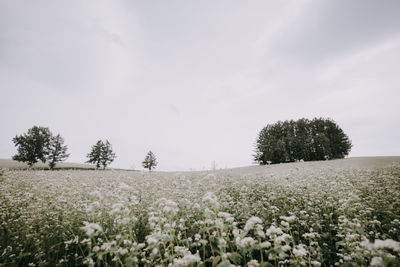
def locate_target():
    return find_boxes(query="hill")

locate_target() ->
[1,156,399,266]
[0,158,95,170]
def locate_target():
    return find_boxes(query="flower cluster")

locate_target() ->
[0,158,399,266]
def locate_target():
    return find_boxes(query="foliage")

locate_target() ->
[47,134,70,170]
[12,126,52,167]
[254,118,352,164]
[142,151,158,171]
[12,126,70,169]
[86,140,116,169]
[0,159,399,266]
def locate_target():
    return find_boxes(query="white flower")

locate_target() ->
[81,222,102,236]
[261,241,271,248]
[275,233,291,244]
[101,241,116,251]
[361,238,400,252]
[280,215,296,222]
[370,257,383,266]
[236,237,257,248]
[247,259,260,267]
[117,248,128,255]
[266,225,283,236]
[202,192,219,209]
[280,221,289,228]
[373,239,400,252]
[244,216,263,232]
[173,254,201,266]
[293,244,308,257]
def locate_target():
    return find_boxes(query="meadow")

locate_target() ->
[1,157,399,266]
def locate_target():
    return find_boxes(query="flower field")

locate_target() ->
[1,157,400,266]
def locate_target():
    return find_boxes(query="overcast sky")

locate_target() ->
[1,0,399,171]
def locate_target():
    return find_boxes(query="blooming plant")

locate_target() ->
[0,159,399,266]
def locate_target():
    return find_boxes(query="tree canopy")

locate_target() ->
[254,118,352,165]
[12,126,69,168]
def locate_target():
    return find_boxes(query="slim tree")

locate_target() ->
[142,151,158,171]
[86,140,103,169]
[86,140,116,169]
[47,134,70,170]
[12,126,52,167]
[100,140,116,169]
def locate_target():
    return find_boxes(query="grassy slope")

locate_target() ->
[0,158,95,170]
[1,156,399,266]
[1,156,399,172]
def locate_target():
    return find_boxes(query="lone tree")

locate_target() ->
[254,118,352,164]
[86,140,116,169]
[100,140,116,169]
[47,134,70,170]
[142,151,158,171]
[12,126,52,167]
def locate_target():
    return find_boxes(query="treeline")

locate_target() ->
[13,119,352,170]
[254,118,352,164]
[12,126,158,171]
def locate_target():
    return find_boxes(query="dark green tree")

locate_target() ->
[86,140,103,169]
[100,140,116,169]
[142,151,158,171]
[12,126,52,167]
[254,118,352,164]
[86,140,116,169]
[47,134,70,170]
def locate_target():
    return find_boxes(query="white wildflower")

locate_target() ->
[81,222,102,236]
[247,259,260,267]
[280,215,296,222]
[236,237,257,248]
[266,225,283,236]
[244,216,263,232]
[173,253,201,266]
[202,192,219,209]
[373,239,400,252]
[261,241,271,248]
[293,244,308,257]
[370,257,383,266]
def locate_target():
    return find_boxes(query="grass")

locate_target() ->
[0,157,399,266]
[0,159,96,170]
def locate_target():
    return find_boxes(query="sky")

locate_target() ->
[1,0,399,171]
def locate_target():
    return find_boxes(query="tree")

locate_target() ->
[12,126,52,167]
[47,134,70,170]
[254,118,352,164]
[100,140,116,169]
[86,140,116,169]
[142,151,158,171]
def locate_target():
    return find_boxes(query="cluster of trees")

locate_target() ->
[12,126,69,169]
[254,118,352,164]
[13,119,351,170]
[12,126,158,171]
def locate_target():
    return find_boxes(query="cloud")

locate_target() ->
[1,1,399,170]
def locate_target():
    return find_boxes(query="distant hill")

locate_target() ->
[0,159,95,170]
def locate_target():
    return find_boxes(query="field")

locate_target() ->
[1,157,400,266]
[0,159,95,170]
